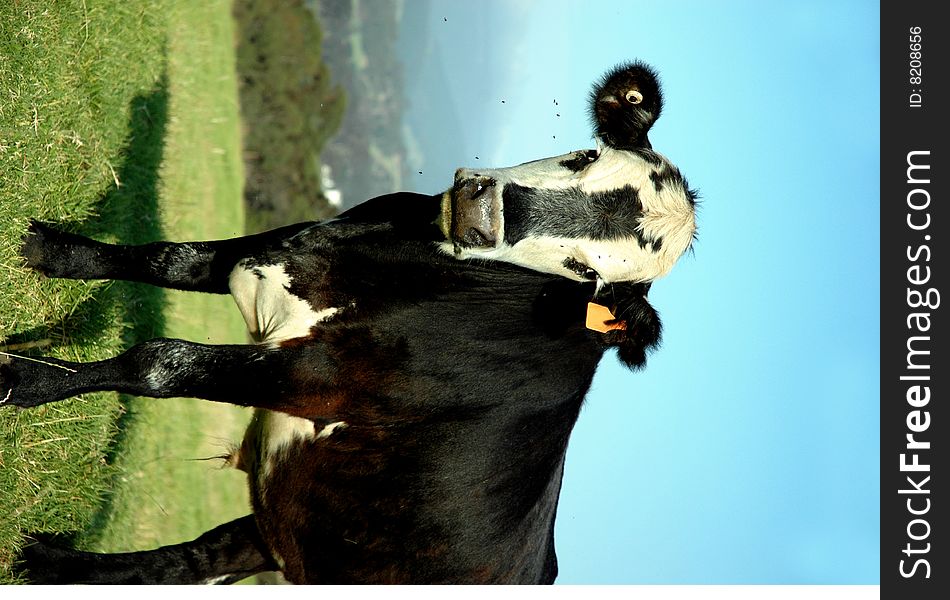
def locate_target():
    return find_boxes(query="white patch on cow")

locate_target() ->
[229,262,342,479]
[636,184,697,277]
[202,575,233,585]
[447,234,673,283]
[229,262,339,346]
[316,420,348,439]
[445,145,695,283]
[259,410,317,476]
[454,146,655,194]
[144,341,192,392]
[580,146,657,194]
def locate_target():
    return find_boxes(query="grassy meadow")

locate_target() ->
[0,0,254,582]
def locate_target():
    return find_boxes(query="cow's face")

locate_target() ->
[439,146,696,284]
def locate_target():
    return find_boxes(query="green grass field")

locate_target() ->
[1,0,253,583]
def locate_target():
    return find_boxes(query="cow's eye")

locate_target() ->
[625,90,643,104]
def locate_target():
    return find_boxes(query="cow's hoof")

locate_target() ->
[13,535,72,584]
[20,220,59,277]
[21,220,105,280]
[0,355,18,408]
[0,353,68,409]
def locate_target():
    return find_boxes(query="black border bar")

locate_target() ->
[881,1,946,597]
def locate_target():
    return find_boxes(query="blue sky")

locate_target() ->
[400,0,880,584]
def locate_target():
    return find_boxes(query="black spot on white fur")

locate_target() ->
[503,183,647,244]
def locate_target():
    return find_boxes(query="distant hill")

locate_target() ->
[233,0,345,233]
[236,0,527,217]
[308,0,412,207]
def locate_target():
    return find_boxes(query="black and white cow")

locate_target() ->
[2,62,696,584]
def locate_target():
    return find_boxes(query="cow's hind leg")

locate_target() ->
[21,220,315,293]
[17,515,276,585]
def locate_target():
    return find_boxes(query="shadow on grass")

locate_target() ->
[84,76,171,546]
[8,75,170,346]
[7,76,171,547]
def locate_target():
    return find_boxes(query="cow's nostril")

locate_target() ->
[462,227,492,247]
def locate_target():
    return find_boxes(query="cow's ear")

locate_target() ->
[595,281,662,369]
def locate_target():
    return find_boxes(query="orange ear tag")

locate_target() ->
[586,302,626,333]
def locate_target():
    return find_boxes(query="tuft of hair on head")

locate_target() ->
[598,60,663,114]
[595,280,662,369]
[588,60,664,151]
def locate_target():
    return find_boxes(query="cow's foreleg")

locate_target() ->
[17,515,276,585]
[21,220,316,294]
[1,337,348,417]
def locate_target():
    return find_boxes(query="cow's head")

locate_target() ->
[439,147,696,285]
[439,61,696,286]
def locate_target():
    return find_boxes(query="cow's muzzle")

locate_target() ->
[442,173,502,250]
